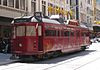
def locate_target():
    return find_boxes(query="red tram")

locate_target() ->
[11,12,91,60]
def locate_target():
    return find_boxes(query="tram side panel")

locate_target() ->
[43,23,62,53]
[42,24,83,54]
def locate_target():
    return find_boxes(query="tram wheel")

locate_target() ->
[81,46,86,51]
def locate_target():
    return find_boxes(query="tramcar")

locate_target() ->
[11,12,91,60]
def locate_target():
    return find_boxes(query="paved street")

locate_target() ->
[0,53,15,65]
[0,43,100,70]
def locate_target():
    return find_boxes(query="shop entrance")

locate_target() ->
[0,25,12,53]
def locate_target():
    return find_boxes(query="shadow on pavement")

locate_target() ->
[0,53,18,66]
[0,61,18,66]
[36,50,96,64]
[19,50,96,64]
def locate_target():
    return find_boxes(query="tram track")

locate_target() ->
[74,56,100,70]
[43,54,86,70]
[42,50,99,70]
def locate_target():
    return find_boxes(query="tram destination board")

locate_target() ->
[34,12,42,22]
[14,18,30,23]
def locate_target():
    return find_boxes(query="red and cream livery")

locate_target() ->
[11,12,91,60]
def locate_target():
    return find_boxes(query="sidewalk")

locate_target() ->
[0,53,15,65]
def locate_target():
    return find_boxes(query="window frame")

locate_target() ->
[3,0,7,6]
[16,26,26,36]
[26,26,36,36]
[45,29,58,37]
[15,0,19,9]
[8,0,14,7]
[20,0,25,10]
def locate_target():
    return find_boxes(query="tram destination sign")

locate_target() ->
[34,12,42,22]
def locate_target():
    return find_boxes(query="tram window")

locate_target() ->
[84,33,86,36]
[81,32,87,37]
[57,31,59,36]
[76,31,80,36]
[84,32,89,37]
[61,31,64,36]
[67,31,70,36]
[86,32,89,36]
[16,26,25,36]
[26,26,36,36]
[45,30,56,36]
[70,32,74,36]
[38,26,42,36]
[52,30,56,36]
[45,30,49,36]
[64,31,67,36]
[13,27,16,38]
[64,31,70,36]
[81,32,84,36]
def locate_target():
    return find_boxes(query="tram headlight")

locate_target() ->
[19,43,22,47]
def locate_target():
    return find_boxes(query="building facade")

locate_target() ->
[79,0,94,30]
[0,0,98,28]
[0,0,99,52]
[27,0,71,20]
[93,2,100,32]
[70,0,79,20]
[0,0,27,19]
[79,0,87,24]
[96,3,100,21]
[0,0,71,39]
[0,0,28,39]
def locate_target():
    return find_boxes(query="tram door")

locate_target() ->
[37,25,43,51]
[76,30,80,47]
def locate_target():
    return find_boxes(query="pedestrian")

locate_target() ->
[0,38,2,52]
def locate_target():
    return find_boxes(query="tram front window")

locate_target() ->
[26,26,36,36]
[16,26,36,36]
[16,26,25,36]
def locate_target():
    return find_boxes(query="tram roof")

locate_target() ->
[12,16,60,24]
